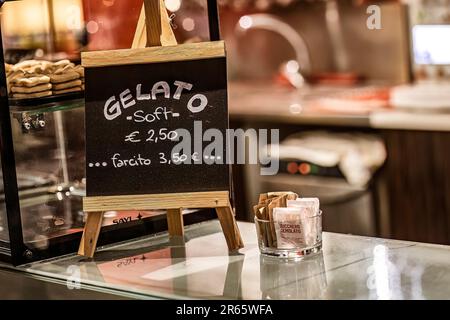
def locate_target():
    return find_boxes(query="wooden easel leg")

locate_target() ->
[216,204,244,251]
[78,212,103,258]
[167,208,184,237]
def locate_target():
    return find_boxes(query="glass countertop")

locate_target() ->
[7,220,450,300]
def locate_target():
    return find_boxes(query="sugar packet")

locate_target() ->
[273,207,306,249]
[253,191,298,248]
[287,197,320,247]
[286,198,320,217]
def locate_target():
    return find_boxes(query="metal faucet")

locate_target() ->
[235,14,311,89]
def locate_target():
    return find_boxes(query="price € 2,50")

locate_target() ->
[124,128,178,144]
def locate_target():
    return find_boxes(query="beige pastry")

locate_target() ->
[53,59,72,67]
[13,60,53,73]
[7,70,25,83]
[11,83,52,94]
[50,71,79,83]
[5,63,13,73]
[12,91,52,99]
[53,79,82,90]
[7,70,24,93]
[53,64,76,75]
[13,75,51,87]
[74,65,84,77]
[28,62,53,75]
[52,60,74,73]
[40,60,53,68]
[53,86,82,95]
[13,60,41,71]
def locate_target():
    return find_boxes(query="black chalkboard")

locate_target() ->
[84,54,230,197]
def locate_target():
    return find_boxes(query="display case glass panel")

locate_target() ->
[0,157,9,246]
[0,0,217,265]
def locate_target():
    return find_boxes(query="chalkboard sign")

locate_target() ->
[83,41,230,197]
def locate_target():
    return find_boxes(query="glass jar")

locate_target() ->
[254,210,322,259]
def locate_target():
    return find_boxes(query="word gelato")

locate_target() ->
[103,81,208,120]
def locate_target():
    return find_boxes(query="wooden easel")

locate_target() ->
[78,0,243,258]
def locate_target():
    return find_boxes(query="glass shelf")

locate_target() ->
[9,92,84,114]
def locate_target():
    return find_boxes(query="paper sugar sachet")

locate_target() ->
[272,207,306,249]
[253,204,271,247]
[253,191,298,248]
[287,198,320,247]
[286,198,319,218]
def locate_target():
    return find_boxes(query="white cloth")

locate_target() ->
[272,131,386,187]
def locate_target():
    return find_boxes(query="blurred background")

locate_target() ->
[1,0,450,249]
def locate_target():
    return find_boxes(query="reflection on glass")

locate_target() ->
[259,253,327,299]
[366,245,426,300]
[10,105,85,248]
[371,245,392,300]
[0,156,9,245]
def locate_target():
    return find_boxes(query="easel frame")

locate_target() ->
[78,0,243,258]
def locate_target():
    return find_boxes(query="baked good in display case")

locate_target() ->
[5,59,85,100]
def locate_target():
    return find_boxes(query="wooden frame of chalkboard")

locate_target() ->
[78,0,243,257]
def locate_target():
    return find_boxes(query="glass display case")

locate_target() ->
[0,0,218,265]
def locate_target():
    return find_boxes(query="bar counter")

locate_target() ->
[2,220,449,299]
[229,82,450,132]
